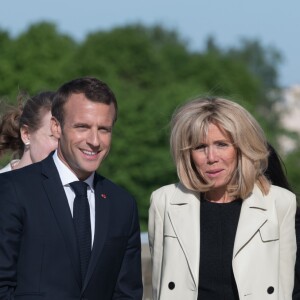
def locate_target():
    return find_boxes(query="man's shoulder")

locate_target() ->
[0,161,42,180]
[0,155,57,188]
[94,173,135,201]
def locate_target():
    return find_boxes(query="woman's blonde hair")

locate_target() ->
[170,97,270,199]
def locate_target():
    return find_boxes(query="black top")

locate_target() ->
[198,197,242,300]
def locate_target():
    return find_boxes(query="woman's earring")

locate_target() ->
[24,141,30,148]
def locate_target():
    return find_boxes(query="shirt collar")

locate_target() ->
[52,150,95,191]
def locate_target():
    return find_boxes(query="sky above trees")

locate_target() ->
[0,0,299,87]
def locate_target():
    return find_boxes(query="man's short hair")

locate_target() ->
[52,77,117,127]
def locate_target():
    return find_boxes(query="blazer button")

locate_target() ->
[267,286,274,294]
[168,282,175,290]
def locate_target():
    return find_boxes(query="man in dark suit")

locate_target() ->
[0,77,143,299]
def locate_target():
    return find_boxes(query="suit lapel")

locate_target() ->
[82,173,110,292]
[168,184,200,289]
[233,185,268,257]
[41,155,81,287]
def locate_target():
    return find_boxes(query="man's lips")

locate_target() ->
[81,149,101,159]
[82,150,99,155]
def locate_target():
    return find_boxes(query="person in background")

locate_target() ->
[295,207,300,300]
[265,143,292,191]
[0,91,58,172]
[265,143,300,299]
[148,97,297,300]
[0,77,143,299]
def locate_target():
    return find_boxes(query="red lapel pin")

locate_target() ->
[101,193,107,199]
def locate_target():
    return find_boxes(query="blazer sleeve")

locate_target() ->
[148,190,165,300]
[276,191,297,299]
[112,198,143,299]
[0,174,23,299]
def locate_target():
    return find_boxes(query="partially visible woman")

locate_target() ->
[0,91,58,172]
[295,207,300,299]
[148,97,297,300]
[265,143,293,191]
[265,143,300,299]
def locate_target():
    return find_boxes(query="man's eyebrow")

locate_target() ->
[73,122,89,127]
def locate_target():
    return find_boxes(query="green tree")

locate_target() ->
[0,22,77,101]
[0,22,299,227]
[283,144,300,202]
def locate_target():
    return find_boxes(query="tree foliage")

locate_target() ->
[0,22,299,228]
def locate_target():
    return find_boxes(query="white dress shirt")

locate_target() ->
[52,150,95,246]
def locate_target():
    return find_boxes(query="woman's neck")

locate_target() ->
[12,151,33,170]
[204,191,235,203]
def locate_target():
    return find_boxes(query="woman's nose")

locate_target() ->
[206,145,218,163]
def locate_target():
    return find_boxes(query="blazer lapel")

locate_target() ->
[41,155,81,287]
[233,185,268,257]
[168,184,200,289]
[82,174,110,292]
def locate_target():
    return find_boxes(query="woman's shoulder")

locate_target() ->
[251,184,296,213]
[151,182,199,209]
[252,184,296,201]
[151,182,196,198]
[0,160,19,173]
[268,184,296,202]
[267,184,297,217]
[152,183,179,197]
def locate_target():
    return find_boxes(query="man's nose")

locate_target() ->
[87,129,100,147]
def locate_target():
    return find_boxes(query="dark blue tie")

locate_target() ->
[69,181,91,286]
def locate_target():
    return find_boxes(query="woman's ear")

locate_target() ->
[51,116,61,139]
[20,125,30,146]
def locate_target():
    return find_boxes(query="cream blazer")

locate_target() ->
[148,183,297,300]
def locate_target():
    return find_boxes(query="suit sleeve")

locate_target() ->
[112,198,143,299]
[0,174,23,299]
[148,191,164,300]
[278,193,297,299]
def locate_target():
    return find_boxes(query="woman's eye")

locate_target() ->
[194,144,206,150]
[217,142,229,147]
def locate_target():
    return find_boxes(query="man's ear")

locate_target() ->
[51,117,62,139]
[20,125,31,146]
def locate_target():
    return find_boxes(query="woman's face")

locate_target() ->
[28,111,58,163]
[191,122,237,200]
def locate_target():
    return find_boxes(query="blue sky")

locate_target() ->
[1,0,299,87]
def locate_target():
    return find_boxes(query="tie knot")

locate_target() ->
[69,181,88,197]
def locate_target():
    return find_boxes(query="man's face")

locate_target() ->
[52,93,115,180]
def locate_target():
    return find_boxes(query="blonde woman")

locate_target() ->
[148,97,296,300]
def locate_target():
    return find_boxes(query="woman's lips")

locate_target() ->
[206,169,224,178]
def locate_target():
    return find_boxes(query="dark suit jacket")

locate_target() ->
[294,206,300,299]
[0,154,143,300]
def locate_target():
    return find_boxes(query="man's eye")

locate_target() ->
[99,127,112,133]
[75,125,87,129]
